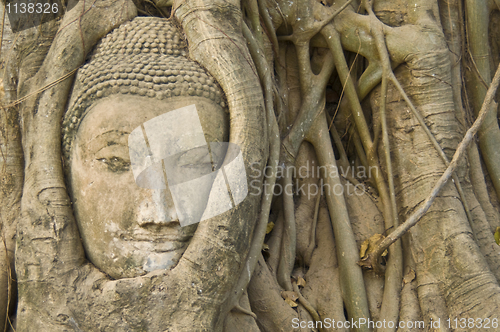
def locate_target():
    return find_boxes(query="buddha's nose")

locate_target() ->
[137,188,179,226]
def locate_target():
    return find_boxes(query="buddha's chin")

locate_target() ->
[90,239,190,279]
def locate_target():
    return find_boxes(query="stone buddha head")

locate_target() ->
[62,17,230,279]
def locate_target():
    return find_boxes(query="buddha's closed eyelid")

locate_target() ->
[94,143,130,158]
[96,156,131,173]
[177,147,212,168]
[93,145,131,173]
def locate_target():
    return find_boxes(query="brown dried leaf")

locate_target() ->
[266,221,275,234]
[403,268,416,284]
[297,277,306,288]
[281,290,299,302]
[359,233,388,259]
[360,240,369,258]
[285,298,298,308]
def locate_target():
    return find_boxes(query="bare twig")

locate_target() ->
[0,68,79,110]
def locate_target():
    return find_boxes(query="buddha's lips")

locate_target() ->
[117,231,193,243]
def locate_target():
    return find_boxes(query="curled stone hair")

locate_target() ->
[62,16,226,160]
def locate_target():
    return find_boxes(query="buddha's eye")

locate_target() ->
[179,162,214,173]
[178,158,213,172]
[177,147,213,170]
[97,157,131,173]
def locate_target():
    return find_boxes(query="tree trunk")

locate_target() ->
[0,0,499,331]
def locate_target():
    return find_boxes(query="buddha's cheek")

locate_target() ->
[70,163,140,261]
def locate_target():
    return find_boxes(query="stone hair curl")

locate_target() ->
[62,16,226,160]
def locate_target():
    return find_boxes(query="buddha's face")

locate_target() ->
[68,94,228,279]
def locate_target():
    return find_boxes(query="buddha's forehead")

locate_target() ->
[76,94,228,147]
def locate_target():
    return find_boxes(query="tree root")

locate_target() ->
[304,182,321,267]
[321,22,403,330]
[468,142,500,232]
[232,21,281,312]
[277,173,296,292]
[248,254,299,332]
[308,113,371,331]
[292,281,325,332]
[362,61,500,271]
[465,0,500,201]
[233,304,258,320]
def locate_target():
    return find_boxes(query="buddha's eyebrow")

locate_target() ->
[84,130,130,152]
